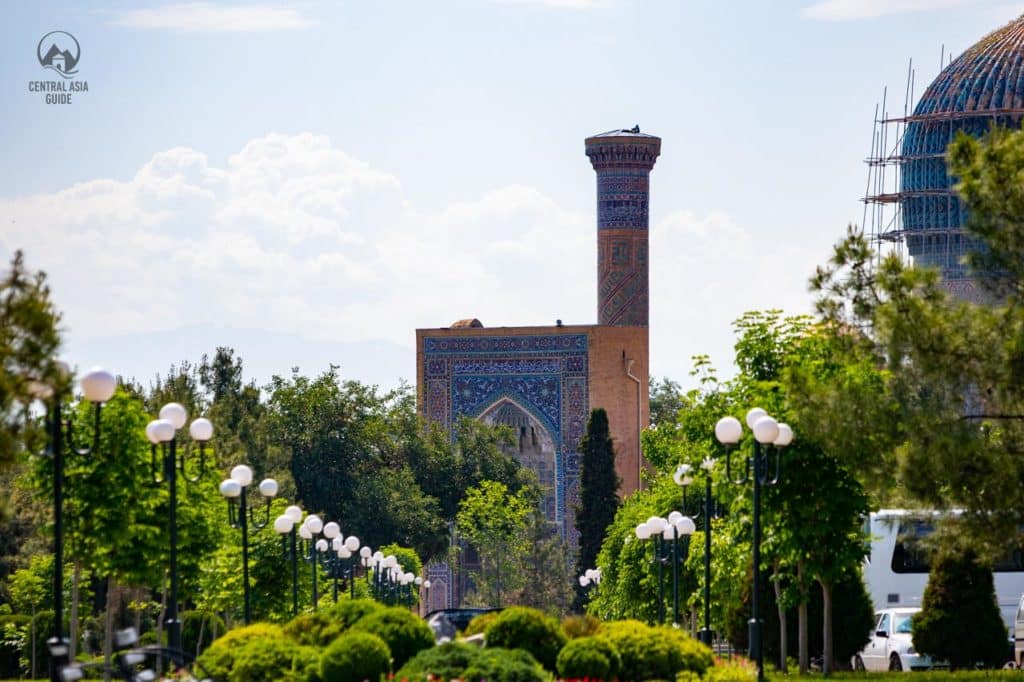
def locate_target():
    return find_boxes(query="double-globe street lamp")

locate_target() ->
[32,365,116,682]
[321,523,361,603]
[578,567,602,592]
[714,408,793,682]
[675,458,718,646]
[298,514,325,610]
[635,513,695,626]
[145,403,213,665]
[219,465,278,624]
[273,505,306,616]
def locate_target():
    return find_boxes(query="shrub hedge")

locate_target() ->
[596,619,712,681]
[484,606,566,672]
[556,635,621,681]
[350,605,434,670]
[319,630,391,682]
[462,647,551,682]
[395,640,483,681]
[227,636,319,682]
[195,623,288,681]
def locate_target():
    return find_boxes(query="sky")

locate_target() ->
[1,0,1022,392]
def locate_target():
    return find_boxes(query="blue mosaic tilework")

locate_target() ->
[586,136,659,327]
[596,169,651,230]
[422,333,589,540]
[899,16,1024,286]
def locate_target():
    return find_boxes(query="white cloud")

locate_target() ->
[113,3,313,32]
[0,133,821,387]
[648,210,820,377]
[802,0,974,20]
[0,134,589,353]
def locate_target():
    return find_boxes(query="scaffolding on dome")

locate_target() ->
[863,45,1024,285]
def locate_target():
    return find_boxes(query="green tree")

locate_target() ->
[649,377,684,427]
[912,544,1007,669]
[456,480,532,607]
[514,506,573,615]
[811,225,1024,556]
[0,251,64,518]
[574,409,620,610]
[948,124,1024,298]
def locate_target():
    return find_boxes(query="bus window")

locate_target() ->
[892,519,1024,573]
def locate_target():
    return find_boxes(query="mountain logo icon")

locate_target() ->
[37,31,80,78]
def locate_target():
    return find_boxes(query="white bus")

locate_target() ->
[863,510,1024,629]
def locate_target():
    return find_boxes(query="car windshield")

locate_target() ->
[893,613,914,634]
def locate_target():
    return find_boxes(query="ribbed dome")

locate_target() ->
[899,15,1024,296]
[913,16,1024,117]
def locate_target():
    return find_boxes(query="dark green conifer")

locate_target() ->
[573,408,620,610]
[912,545,1008,669]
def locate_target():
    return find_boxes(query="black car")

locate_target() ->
[425,607,501,641]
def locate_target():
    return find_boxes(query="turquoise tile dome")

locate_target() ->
[900,15,1024,286]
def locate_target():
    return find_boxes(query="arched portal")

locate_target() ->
[479,399,557,524]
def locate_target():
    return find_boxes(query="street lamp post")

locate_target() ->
[34,365,116,682]
[145,403,213,664]
[219,465,277,624]
[675,458,718,646]
[635,514,694,626]
[322,522,342,603]
[715,409,793,682]
[273,505,305,616]
[359,546,372,599]
[299,515,324,609]
[578,567,602,596]
[342,536,360,599]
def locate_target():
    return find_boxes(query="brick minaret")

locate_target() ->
[585,128,661,327]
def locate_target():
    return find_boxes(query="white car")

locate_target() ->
[853,607,934,672]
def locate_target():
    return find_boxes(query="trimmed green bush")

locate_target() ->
[395,640,482,680]
[282,611,349,649]
[463,609,501,636]
[484,606,566,672]
[228,636,318,682]
[598,619,710,681]
[562,613,602,639]
[655,625,714,677]
[181,610,225,658]
[462,647,551,682]
[350,606,434,670]
[328,597,384,630]
[195,623,287,681]
[913,546,1008,669]
[556,636,620,681]
[320,630,391,682]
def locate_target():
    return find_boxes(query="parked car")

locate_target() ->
[1013,593,1024,667]
[852,607,934,672]
[426,608,501,642]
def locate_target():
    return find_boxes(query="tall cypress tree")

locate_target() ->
[574,408,620,609]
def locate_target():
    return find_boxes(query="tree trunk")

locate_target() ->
[196,616,206,660]
[773,564,788,673]
[103,579,115,682]
[69,560,81,660]
[798,562,809,674]
[30,603,37,680]
[819,577,834,675]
